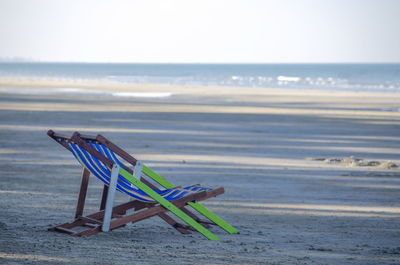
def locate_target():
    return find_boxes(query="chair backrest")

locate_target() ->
[48,130,190,202]
[68,140,161,202]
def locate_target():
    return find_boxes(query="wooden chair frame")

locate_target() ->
[47,130,238,240]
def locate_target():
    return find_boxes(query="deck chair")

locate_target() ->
[47,130,238,240]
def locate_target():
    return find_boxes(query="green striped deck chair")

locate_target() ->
[47,130,238,240]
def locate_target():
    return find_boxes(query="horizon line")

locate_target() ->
[0,60,399,65]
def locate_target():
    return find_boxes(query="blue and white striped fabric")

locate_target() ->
[66,141,210,202]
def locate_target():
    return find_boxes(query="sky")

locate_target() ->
[0,0,399,63]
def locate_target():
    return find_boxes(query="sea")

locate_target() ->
[0,63,399,92]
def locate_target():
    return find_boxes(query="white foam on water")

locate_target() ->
[55,88,88,93]
[112,92,172,98]
[1,88,173,98]
[1,88,51,95]
[1,87,106,95]
[277,76,301,82]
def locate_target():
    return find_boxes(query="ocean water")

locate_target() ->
[0,63,399,92]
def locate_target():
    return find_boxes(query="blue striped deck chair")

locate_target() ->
[47,130,238,240]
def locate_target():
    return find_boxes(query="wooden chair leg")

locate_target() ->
[100,185,109,211]
[158,212,191,234]
[75,168,90,218]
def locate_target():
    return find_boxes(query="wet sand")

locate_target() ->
[0,79,399,264]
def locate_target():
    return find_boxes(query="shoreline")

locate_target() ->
[1,77,400,97]
[1,78,399,119]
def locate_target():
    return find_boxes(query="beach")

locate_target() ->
[0,79,399,265]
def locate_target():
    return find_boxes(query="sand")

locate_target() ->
[0,78,399,265]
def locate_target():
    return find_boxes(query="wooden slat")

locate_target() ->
[73,227,100,237]
[78,216,103,224]
[83,223,99,228]
[53,226,76,235]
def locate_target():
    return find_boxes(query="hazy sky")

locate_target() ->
[0,0,399,63]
